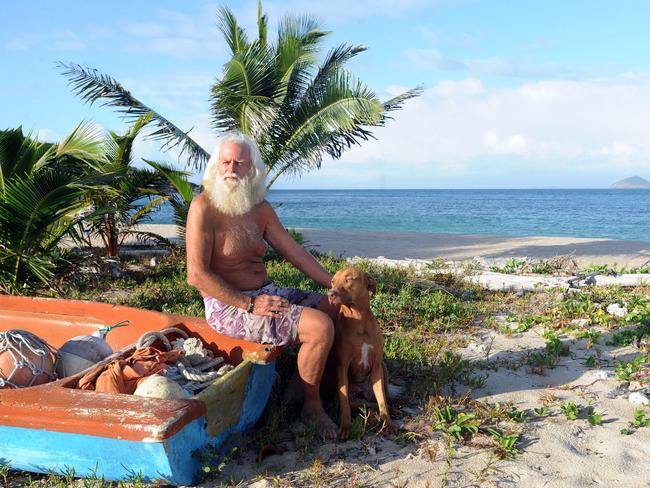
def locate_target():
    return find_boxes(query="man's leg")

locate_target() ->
[295,306,337,439]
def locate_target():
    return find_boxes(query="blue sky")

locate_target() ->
[3,0,650,188]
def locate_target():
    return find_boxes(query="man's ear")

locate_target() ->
[366,274,377,294]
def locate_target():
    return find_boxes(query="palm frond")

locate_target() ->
[277,14,327,48]
[380,86,424,119]
[58,62,210,169]
[144,160,195,238]
[112,113,153,170]
[125,195,167,228]
[218,6,249,55]
[269,71,382,176]
[144,160,194,203]
[257,0,268,48]
[0,170,90,292]
[119,230,171,248]
[55,120,105,159]
[0,128,56,191]
[210,43,282,136]
[301,44,367,103]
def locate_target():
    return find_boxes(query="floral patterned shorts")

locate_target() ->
[203,282,323,346]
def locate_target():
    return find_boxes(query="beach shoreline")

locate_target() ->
[138,224,650,268]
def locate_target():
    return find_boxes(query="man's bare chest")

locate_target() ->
[212,218,266,260]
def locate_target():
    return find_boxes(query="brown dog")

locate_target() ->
[328,267,393,439]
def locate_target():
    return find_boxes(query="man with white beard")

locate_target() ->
[186,131,339,439]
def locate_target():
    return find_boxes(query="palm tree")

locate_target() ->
[0,123,106,294]
[75,114,193,258]
[58,1,420,186]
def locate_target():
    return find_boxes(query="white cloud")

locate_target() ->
[482,131,528,155]
[287,77,650,187]
[597,141,637,161]
[406,48,576,79]
[432,78,484,97]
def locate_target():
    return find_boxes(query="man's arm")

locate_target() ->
[261,201,332,288]
[185,194,250,310]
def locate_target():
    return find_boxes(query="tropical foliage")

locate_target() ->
[0,117,194,292]
[73,114,192,257]
[0,123,106,293]
[58,1,420,186]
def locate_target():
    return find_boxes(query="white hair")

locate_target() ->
[202,131,267,216]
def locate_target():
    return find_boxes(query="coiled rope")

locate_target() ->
[135,328,233,393]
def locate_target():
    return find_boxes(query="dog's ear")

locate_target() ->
[366,273,377,294]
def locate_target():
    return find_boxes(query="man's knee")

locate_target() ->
[298,308,334,345]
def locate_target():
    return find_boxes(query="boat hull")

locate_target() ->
[0,296,281,485]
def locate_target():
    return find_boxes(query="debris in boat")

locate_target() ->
[133,374,188,399]
[55,334,113,378]
[0,330,56,388]
[77,346,183,393]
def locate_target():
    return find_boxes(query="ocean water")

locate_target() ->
[147,189,650,242]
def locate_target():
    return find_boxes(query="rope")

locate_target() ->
[134,328,227,394]
[97,320,130,338]
[135,327,189,350]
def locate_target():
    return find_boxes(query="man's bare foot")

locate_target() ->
[301,407,338,440]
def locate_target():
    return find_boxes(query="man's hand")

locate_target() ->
[250,294,290,317]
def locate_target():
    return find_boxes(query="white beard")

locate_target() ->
[204,172,267,216]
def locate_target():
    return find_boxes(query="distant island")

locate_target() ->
[609,175,650,189]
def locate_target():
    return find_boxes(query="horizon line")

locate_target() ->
[268,187,646,191]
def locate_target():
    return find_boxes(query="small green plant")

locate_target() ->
[527,351,555,374]
[543,329,570,357]
[631,409,650,428]
[614,355,646,381]
[585,406,604,426]
[608,328,642,346]
[534,406,549,417]
[561,401,580,420]
[506,406,528,423]
[349,405,371,440]
[621,409,650,435]
[585,355,598,367]
[573,328,601,344]
[487,428,520,459]
[531,260,555,275]
[581,264,611,274]
[431,405,480,442]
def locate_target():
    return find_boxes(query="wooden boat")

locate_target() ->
[0,295,282,485]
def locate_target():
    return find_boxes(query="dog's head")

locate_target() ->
[328,267,376,306]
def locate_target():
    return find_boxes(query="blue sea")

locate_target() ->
[147,189,650,242]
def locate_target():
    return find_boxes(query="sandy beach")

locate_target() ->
[141,224,650,268]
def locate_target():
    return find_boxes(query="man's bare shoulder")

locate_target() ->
[189,193,216,217]
[255,200,277,218]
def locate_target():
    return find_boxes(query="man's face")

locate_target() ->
[217,142,253,187]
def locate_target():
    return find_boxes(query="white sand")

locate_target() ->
[138,224,650,268]
[298,228,650,269]
[204,325,649,488]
